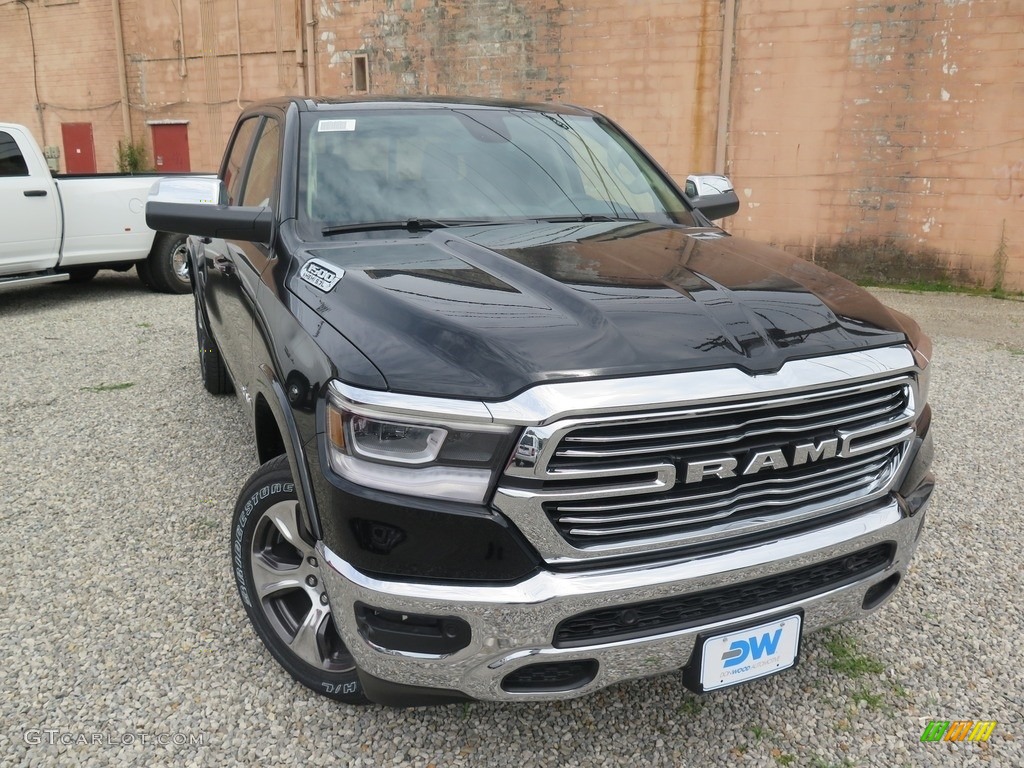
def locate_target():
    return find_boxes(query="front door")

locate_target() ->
[61,123,97,174]
[0,127,61,274]
[151,124,191,172]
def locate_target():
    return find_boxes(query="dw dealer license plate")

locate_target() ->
[695,614,802,692]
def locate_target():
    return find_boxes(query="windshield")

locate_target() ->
[297,107,697,236]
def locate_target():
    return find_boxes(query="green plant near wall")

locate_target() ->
[992,219,1009,295]
[116,139,150,173]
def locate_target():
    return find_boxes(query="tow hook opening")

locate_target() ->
[862,573,901,611]
[500,659,599,693]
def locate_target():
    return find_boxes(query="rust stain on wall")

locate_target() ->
[691,0,716,171]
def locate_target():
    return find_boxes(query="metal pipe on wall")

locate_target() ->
[17,0,47,147]
[714,0,736,175]
[295,0,305,90]
[235,0,244,108]
[176,0,188,78]
[111,0,133,142]
[303,0,317,96]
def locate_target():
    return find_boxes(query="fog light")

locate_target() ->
[355,603,471,656]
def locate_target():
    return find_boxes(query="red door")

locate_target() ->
[151,124,191,172]
[61,123,97,173]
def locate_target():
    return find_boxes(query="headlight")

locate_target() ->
[344,415,447,465]
[325,391,515,503]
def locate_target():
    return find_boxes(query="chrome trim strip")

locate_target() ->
[555,456,890,527]
[0,271,71,291]
[551,450,889,513]
[328,380,495,424]
[565,473,884,538]
[557,389,903,447]
[330,346,917,428]
[554,398,904,458]
[486,346,917,426]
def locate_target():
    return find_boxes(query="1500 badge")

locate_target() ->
[300,259,344,292]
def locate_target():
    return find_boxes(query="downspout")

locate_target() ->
[295,0,305,92]
[304,0,318,96]
[234,0,244,108]
[714,0,737,175]
[176,0,188,78]
[111,0,133,142]
[17,0,46,146]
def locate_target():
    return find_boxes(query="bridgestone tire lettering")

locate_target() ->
[229,455,367,705]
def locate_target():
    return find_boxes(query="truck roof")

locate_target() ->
[251,95,597,117]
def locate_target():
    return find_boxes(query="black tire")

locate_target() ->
[142,232,191,294]
[135,260,156,290]
[62,266,99,284]
[193,290,233,395]
[231,456,369,704]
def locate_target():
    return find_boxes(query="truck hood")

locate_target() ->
[289,221,911,399]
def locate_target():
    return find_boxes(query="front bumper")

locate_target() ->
[318,478,932,703]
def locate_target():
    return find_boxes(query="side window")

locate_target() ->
[0,131,29,177]
[241,120,281,208]
[223,118,260,205]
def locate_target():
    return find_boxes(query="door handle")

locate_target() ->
[23,189,48,197]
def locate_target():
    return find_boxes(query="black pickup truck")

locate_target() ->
[147,97,934,706]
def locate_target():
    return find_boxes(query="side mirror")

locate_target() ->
[145,177,273,243]
[684,174,740,221]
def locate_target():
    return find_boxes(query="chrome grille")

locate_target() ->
[521,377,916,551]
[549,384,909,470]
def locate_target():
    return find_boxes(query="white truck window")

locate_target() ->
[0,131,29,177]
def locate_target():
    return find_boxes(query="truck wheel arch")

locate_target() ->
[139,232,191,294]
[254,394,286,465]
[254,367,324,541]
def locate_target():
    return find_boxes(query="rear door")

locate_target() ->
[0,126,61,275]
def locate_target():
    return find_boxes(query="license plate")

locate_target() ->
[696,614,802,692]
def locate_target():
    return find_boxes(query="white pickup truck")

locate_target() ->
[0,122,195,294]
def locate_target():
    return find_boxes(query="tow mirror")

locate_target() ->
[684,174,740,221]
[146,177,273,243]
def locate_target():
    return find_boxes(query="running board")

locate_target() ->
[0,270,71,292]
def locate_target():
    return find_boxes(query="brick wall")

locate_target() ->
[313,0,722,183]
[727,0,1024,288]
[2,0,1020,288]
[118,0,302,171]
[1,0,124,172]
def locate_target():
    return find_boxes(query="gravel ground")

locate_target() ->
[0,274,1021,768]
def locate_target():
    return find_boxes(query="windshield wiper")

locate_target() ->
[322,218,454,236]
[538,214,641,223]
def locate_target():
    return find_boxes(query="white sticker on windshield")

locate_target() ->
[317,119,356,133]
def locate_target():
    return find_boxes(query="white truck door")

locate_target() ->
[0,125,61,276]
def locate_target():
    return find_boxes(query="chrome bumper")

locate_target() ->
[318,494,929,703]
